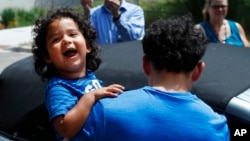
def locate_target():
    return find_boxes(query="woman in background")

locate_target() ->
[195,0,250,47]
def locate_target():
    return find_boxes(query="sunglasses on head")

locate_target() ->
[210,5,228,9]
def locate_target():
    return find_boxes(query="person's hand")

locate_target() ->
[88,84,125,102]
[105,0,121,18]
[80,0,93,15]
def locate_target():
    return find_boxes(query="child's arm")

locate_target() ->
[52,84,124,139]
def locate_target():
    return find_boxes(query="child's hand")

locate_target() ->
[90,84,125,101]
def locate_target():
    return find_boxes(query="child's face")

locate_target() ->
[45,18,91,78]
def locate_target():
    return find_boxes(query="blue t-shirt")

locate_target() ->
[90,0,145,44]
[45,71,103,141]
[200,20,243,47]
[80,86,230,141]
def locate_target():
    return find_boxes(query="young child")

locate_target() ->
[32,7,124,141]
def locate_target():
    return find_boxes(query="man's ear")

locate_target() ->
[143,55,151,76]
[192,62,205,82]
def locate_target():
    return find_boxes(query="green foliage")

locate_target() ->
[93,0,103,6]
[139,0,169,27]
[138,0,250,37]
[1,0,250,37]
[16,8,46,27]
[139,0,167,10]
[139,0,204,27]
[0,7,46,28]
[227,0,250,33]
[1,8,16,27]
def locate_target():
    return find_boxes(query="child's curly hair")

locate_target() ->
[32,7,101,80]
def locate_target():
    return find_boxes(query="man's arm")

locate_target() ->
[114,6,145,41]
[80,0,93,15]
[107,0,145,41]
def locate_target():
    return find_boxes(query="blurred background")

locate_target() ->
[0,0,250,39]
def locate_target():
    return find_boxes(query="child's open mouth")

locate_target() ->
[63,49,77,57]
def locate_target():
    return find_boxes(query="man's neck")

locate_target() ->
[148,71,192,93]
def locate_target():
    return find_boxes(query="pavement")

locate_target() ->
[0,26,33,73]
[0,26,33,52]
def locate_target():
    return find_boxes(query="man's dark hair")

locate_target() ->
[142,13,208,73]
[32,7,101,80]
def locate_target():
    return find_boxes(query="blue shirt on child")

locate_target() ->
[45,71,103,141]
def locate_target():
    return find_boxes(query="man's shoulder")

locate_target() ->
[96,88,146,112]
[122,1,142,9]
[123,86,149,95]
[122,88,144,95]
[100,87,146,103]
[117,87,145,97]
[91,5,103,13]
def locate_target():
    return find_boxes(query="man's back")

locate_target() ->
[82,86,229,141]
[77,14,230,141]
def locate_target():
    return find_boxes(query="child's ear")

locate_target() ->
[87,46,91,53]
[44,55,52,64]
